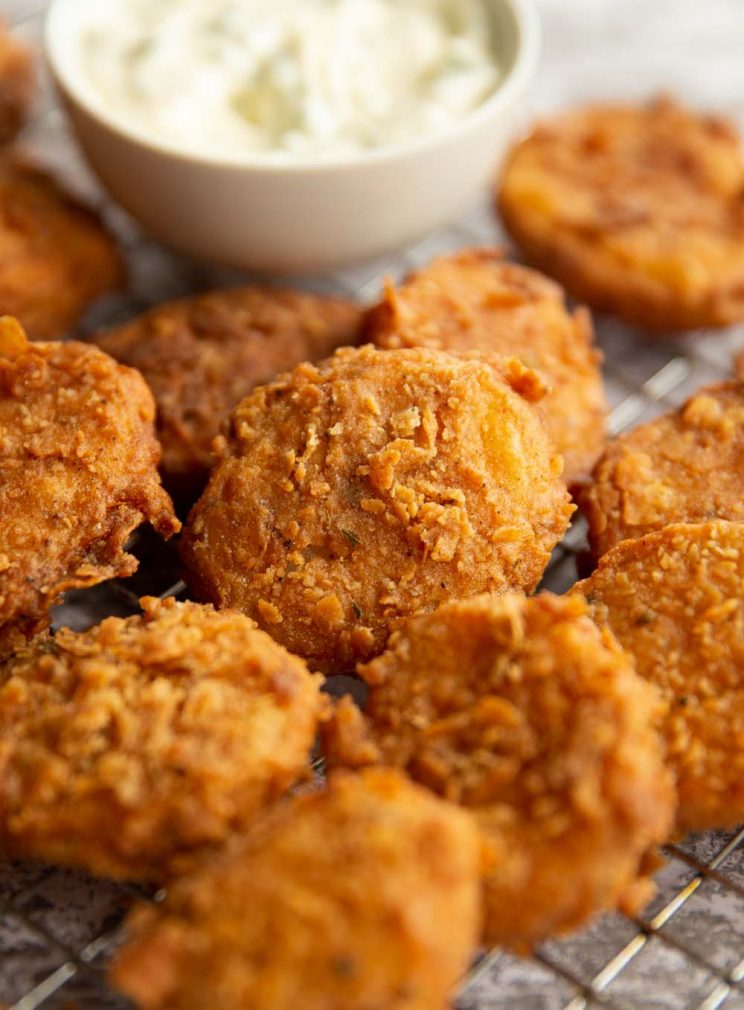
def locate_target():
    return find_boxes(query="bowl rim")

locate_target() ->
[45,0,540,176]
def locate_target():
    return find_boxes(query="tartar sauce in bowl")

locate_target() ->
[81,0,501,162]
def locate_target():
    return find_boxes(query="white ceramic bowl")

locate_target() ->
[46,0,539,274]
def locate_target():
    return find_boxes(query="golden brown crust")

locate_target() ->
[498,97,744,331]
[365,248,607,485]
[582,380,744,558]
[0,318,178,654]
[94,287,363,500]
[573,521,744,833]
[324,592,675,951]
[182,345,574,674]
[111,768,482,1010]
[0,157,124,339]
[0,22,34,145]
[0,596,326,881]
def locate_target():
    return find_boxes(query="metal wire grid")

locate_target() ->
[4,2,744,1008]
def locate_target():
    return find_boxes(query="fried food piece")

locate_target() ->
[0,318,178,655]
[324,593,674,951]
[0,22,34,144]
[0,596,326,881]
[365,249,607,486]
[94,287,364,500]
[498,97,744,331]
[112,768,481,1010]
[0,157,124,339]
[582,381,744,559]
[573,521,744,834]
[182,345,574,674]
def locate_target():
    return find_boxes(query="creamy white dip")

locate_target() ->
[81,0,500,161]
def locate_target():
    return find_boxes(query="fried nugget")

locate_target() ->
[112,768,481,1010]
[365,249,607,486]
[498,97,744,331]
[573,521,744,834]
[94,287,363,501]
[0,318,178,654]
[582,380,744,559]
[0,22,34,145]
[0,596,326,881]
[324,593,674,951]
[0,157,124,339]
[182,345,574,674]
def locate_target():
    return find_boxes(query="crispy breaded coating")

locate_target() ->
[182,345,574,674]
[112,768,481,1010]
[0,22,34,145]
[365,249,607,486]
[0,596,326,881]
[94,287,363,500]
[0,157,124,339]
[498,97,744,331]
[573,521,744,833]
[0,318,178,655]
[324,593,674,951]
[582,380,744,559]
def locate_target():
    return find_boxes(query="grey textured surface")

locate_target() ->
[2,1,744,1008]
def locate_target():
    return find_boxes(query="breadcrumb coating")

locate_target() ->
[0,596,326,881]
[582,380,744,558]
[0,157,124,339]
[573,521,744,833]
[111,768,482,1010]
[94,286,363,500]
[0,318,178,655]
[182,345,573,674]
[498,97,744,331]
[0,21,33,145]
[324,593,674,951]
[365,248,607,486]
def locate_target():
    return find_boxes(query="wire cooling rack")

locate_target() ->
[4,1,744,1008]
